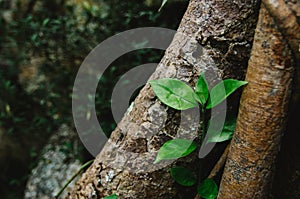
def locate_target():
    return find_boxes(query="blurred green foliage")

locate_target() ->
[0,0,187,136]
[0,0,188,198]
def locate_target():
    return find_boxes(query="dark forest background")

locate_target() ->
[0,0,188,198]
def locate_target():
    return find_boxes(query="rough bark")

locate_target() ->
[218,3,294,199]
[262,0,300,62]
[67,0,260,198]
[24,125,81,199]
[262,0,300,111]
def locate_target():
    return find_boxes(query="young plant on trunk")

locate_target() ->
[149,73,247,199]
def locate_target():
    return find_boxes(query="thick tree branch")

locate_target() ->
[262,0,300,62]
[67,1,260,198]
[262,0,300,111]
[218,4,294,198]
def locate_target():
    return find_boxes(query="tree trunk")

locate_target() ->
[218,3,295,198]
[67,0,260,198]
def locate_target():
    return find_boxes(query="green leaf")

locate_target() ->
[195,73,209,106]
[197,178,218,199]
[83,1,91,10]
[154,139,197,163]
[149,78,198,110]
[104,194,118,199]
[158,0,168,12]
[42,18,50,27]
[170,166,196,186]
[207,117,236,143]
[207,130,233,143]
[207,79,247,109]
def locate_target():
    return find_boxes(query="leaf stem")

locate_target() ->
[54,159,94,198]
[194,144,230,199]
[207,144,230,179]
[198,107,206,181]
[201,107,206,144]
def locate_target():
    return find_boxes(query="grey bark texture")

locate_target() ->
[24,125,81,199]
[66,0,260,198]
